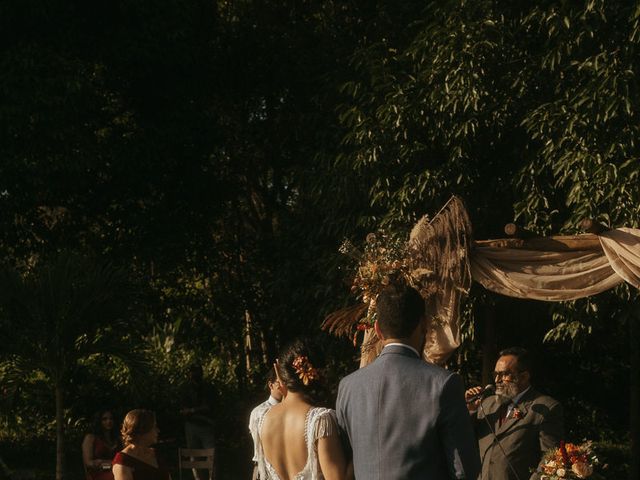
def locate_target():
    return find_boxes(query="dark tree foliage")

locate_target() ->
[0,0,637,477]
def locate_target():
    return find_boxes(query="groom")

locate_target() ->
[336,282,480,479]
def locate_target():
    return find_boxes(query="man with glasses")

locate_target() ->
[465,347,564,480]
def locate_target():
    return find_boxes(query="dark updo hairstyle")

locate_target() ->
[120,409,156,447]
[277,338,327,406]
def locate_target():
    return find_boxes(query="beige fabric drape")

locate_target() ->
[471,228,640,301]
[352,211,640,367]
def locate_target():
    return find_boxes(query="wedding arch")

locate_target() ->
[324,195,640,363]
[323,195,640,476]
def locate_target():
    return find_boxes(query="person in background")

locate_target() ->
[248,369,283,479]
[180,364,216,480]
[82,409,120,480]
[112,409,170,480]
[465,347,564,480]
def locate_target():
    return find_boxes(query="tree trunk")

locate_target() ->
[55,382,64,480]
[630,299,639,480]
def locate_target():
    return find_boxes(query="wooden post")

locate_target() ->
[475,235,602,252]
[504,223,535,238]
[504,223,518,236]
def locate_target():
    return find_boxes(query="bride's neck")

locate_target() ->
[281,391,310,405]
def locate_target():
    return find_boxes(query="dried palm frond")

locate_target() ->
[321,303,368,337]
[408,195,473,298]
[409,195,473,365]
[324,196,474,367]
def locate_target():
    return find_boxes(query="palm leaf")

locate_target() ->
[321,303,368,337]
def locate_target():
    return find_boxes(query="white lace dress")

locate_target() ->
[251,406,338,480]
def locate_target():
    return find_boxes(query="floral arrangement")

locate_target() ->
[323,196,473,366]
[292,355,319,386]
[538,441,603,479]
[338,231,411,334]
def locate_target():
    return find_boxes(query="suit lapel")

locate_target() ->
[479,395,510,426]
[496,388,536,435]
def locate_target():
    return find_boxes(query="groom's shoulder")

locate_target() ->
[339,356,455,387]
[337,359,383,391]
[416,360,458,383]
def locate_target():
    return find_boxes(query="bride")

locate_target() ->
[252,339,351,480]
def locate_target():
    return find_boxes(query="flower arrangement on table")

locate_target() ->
[538,441,604,479]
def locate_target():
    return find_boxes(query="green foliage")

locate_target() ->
[0,0,638,476]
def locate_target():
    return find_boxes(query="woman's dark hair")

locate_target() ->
[277,338,327,405]
[90,409,115,436]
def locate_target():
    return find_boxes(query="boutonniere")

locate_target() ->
[510,407,523,420]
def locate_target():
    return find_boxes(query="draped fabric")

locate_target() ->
[334,195,640,368]
[410,224,640,365]
[352,195,474,367]
[471,228,640,301]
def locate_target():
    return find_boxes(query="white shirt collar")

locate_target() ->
[383,342,420,358]
[267,395,280,406]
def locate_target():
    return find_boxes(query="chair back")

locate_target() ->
[178,448,215,480]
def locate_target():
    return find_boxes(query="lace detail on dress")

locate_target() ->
[313,410,336,440]
[254,406,337,480]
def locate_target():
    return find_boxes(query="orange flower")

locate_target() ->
[292,355,319,386]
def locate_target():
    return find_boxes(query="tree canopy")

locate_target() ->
[0,0,638,478]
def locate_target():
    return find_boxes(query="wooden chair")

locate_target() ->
[178,448,215,480]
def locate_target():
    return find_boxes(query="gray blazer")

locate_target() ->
[475,388,563,480]
[336,344,481,479]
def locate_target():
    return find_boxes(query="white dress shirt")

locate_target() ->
[249,395,280,462]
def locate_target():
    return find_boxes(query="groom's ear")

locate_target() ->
[374,320,385,340]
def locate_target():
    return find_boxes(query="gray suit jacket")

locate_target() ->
[475,388,563,480]
[336,344,481,480]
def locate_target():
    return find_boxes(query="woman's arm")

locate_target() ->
[317,432,349,480]
[112,464,133,480]
[81,434,97,468]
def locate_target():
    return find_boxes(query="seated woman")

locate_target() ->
[252,339,350,480]
[112,409,171,480]
[82,409,120,480]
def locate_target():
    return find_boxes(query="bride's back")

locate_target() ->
[255,338,348,480]
[261,401,311,479]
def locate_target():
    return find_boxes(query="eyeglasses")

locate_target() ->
[493,370,520,381]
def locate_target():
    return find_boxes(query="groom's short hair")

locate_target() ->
[376,283,425,338]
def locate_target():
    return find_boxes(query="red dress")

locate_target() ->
[87,436,117,480]
[112,451,170,480]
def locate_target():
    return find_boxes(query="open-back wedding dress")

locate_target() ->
[252,406,337,480]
